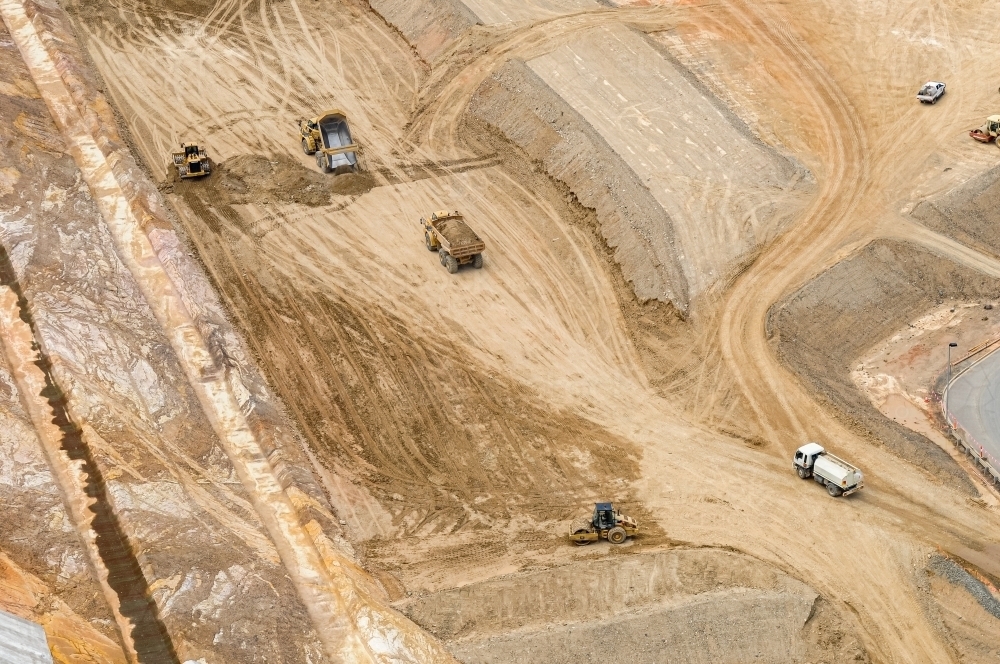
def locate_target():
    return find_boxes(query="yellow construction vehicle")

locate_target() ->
[298,109,360,174]
[421,210,485,274]
[171,143,210,178]
[970,115,1000,144]
[569,502,639,545]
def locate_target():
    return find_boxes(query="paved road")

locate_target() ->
[949,348,1000,466]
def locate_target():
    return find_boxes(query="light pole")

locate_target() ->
[946,341,958,427]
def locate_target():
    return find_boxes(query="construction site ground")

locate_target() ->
[3,0,1000,662]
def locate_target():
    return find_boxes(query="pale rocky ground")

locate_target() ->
[1,0,1000,662]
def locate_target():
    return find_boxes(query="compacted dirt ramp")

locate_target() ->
[2,0,1000,662]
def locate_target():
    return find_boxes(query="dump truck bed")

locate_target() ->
[429,216,485,258]
[312,110,359,171]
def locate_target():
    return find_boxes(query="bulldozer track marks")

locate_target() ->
[49,0,1000,660]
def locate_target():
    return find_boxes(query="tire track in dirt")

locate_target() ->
[66,0,1000,660]
[706,0,868,446]
[169,183,639,539]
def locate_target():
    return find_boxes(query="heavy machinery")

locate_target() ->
[421,210,485,274]
[970,115,1000,144]
[171,143,210,179]
[298,110,360,174]
[793,442,864,497]
[569,502,639,545]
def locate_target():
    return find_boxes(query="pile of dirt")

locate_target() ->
[433,216,482,245]
[167,154,356,207]
[470,57,688,310]
[331,171,376,197]
[401,549,867,664]
[911,163,1000,259]
[368,0,480,62]
[771,239,1000,488]
[468,26,812,314]
[924,554,1000,661]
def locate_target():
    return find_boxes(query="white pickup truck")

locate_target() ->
[793,442,864,497]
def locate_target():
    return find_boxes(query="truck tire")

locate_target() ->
[608,527,627,544]
[826,483,843,497]
[796,466,810,479]
[439,249,448,266]
[316,153,331,173]
[571,528,593,546]
[425,233,436,251]
[473,253,484,269]
[445,255,459,274]
[302,138,315,155]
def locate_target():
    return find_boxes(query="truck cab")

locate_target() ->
[593,502,617,530]
[794,442,825,471]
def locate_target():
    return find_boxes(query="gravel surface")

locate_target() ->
[929,556,1000,620]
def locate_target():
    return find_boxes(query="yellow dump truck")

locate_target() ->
[298,109,360,174]
[421,210,485,274]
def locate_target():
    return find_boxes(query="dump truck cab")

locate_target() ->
[299,109,360,174]
[171,142,210,179]
[569,501,639,545]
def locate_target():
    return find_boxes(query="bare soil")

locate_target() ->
[4,0,1000,660]
[912,164,1000,260]
[771,239,1000,490]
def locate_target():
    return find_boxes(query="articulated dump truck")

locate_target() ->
[421,210,486,274]
[299,109,361,174]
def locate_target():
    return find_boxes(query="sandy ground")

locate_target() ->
[1,0,999,660]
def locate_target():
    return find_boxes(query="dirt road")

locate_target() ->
[5,0,1000,660]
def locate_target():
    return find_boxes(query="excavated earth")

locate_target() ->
[1,0,1000,662]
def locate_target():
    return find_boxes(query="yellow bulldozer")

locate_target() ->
[298,109,361,174]
[568,502,639,545]
[171,143,210,179]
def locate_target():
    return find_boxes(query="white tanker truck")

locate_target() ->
[793,442,864,497]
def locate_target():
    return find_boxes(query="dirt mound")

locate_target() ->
[469,26,812,314]
[912,164,1000,259]
[167,153,341,207]
[332,171,376,197]
[433,216,481,245]
[771,238,1000,488]
[402,549,867,664]
[925,554,1000,660]
[471,57,688,310]
[368,0,480,62]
